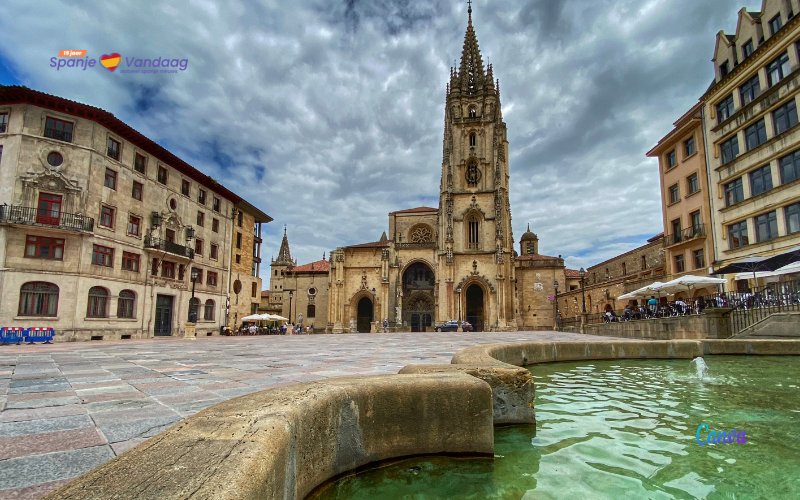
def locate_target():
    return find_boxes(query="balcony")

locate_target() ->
[665,224,706,247]
[144,235,195,259]
[0,205,94,232]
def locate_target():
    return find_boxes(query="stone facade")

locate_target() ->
[227,204,268,329]
[0,86,270,341]
[325,11,564,333]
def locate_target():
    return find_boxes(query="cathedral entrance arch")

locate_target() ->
[356,297,373,333]
[402,261,435,332]
[465,284,484,332]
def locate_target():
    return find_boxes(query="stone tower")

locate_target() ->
[436,4,517,331]
[269,226,295,293]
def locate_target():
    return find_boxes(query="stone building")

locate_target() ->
[647,103,718,296]
[325,7,564,333]
[703,0,800,288]
[226,203,269,329]
[0,86,270,341]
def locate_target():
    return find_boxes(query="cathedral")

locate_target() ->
[314,6,566,333]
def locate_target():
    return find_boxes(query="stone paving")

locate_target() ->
[0,331,620,499]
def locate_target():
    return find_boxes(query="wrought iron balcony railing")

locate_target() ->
[144,235,195,259]
[0,204,94,232]
[665,224,706,246]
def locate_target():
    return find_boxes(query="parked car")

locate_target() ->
[435,320,473,332]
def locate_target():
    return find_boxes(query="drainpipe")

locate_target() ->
[700,105,723,291]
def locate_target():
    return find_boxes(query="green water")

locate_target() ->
[310,356,800,499]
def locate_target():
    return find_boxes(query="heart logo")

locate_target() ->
[100,53,121,71]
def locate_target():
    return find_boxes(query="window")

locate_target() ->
[157,165,168,184]
[749,165,773,196]
[104,168,117,189]
[668,184,679,204]
[212,218,219,232]
[767,52,790,87]
[161,260,175,279]
[127,214,141,236]
[132,181,143,201]
[87,287,109,318]
[724,177,744,206]
[46,151,63,167]
[117,290,136,319]
[212,196,220,212]
[165,228,176,243]
[25,235,64,260]
[91,244,114,267]
[641,255,647,270]
[786,202,800,234]
[99,205,115,228]
[189,297,200,321]
[134,152,147,173]
[210,243,219,260]
[742,39,754,59]
[469,133,476,147]
[719,60,729,77]
[191,267,203,284]
[667,150,677,168]
[684,137,695,157]
[251,282,257,297]
[693,249,705,270]
[728,221,749,249]
[690,211,702,233]
[769,14,782,35]
[468,106,477,118]
[779,149,800,183]
[674,254,685,273]
[204,299,215,321]
[198,189,206,205]
[717,95,734,123]
[307,304,316,318]
[18,282,58,317]
[121,251,140,272]
[36,192,62,225]
[755,211,779,242]
[467,215,479,249]
[740,75,760,105]
[44,116,73,142]
[195,238,203,256]
[181,179,190,196]
[0,112,8,133]
[773,99,798,135]
[671,219,682,242]
[720,135,739,164]
[236,232,242,249]
[196,211,205,226]
[107,137,121,160]
[235,254,241,264]
[744,119,767,151]
[687,173,699,194]
[237,211,243,227]
[207,271,218,287]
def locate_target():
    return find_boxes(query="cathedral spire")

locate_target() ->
[275,225,293,265]
[457,1,485,94]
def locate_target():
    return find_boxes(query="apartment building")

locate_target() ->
[704,0,800,288]
[0,86,271,341]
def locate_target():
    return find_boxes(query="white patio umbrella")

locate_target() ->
[240,313,262,321]
[265,314,289,321]
[618,281,666,300]
[652,275,726,296]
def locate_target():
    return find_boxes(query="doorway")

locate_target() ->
[465,284,484,332]
[402,262,435,331]
[154,294,173,336]
[36,192,62,225]
[356,297,373,333]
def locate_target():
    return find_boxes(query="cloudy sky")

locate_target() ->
[0,0,761,279]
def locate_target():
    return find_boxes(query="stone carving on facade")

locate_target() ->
[408,224,434,244]
[20,168,84,213]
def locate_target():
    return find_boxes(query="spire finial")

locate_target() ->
[527,222,530,231]
[467,0,472,23]
[283,224,287,235]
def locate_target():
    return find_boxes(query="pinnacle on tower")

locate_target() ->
[275,225,293,264]
[457,1,486,94]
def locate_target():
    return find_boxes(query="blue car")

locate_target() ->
[435,320,473,332]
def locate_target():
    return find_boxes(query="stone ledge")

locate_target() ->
[703,339,800,355]
[48,373,493,500]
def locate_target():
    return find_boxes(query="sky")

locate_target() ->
[0,0,762,282]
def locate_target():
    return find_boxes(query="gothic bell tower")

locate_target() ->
[437,3,517,331]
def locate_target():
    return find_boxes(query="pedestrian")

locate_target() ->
[647,295,658,315]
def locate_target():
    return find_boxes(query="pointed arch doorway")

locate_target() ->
[465,284,484,332]
[356,297,373,333]
[402,262,435,332]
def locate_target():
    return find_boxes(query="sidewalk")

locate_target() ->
[0,331,608,498]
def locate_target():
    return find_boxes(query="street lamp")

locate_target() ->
[188,268,199,323]
[553,279,560,330]
[579,267,586,333]
[288,290,294,325]
[455,286,462,332]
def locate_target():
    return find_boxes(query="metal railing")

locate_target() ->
[696,282,800,334]
[665,224,706,246]
[0,204,94,232]
[144,235,195,259]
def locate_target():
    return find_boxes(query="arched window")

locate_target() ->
[467,214,480,250]
[189,297,200,321]
[87,287,109,318]
[469,132,476,147]
[408,224,434,244]
[468,106,477,118]
[307,304,316,318]
[18,282,59,317]
[204,299,215,321]
[117,290,136,319]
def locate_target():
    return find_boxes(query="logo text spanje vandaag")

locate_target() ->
[50,50,188,73]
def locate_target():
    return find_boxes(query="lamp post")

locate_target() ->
[553,279,560,331]
[288,290,293,326]
[579,267,586,333]
[188,268,199,323]
[455,287,462,332]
